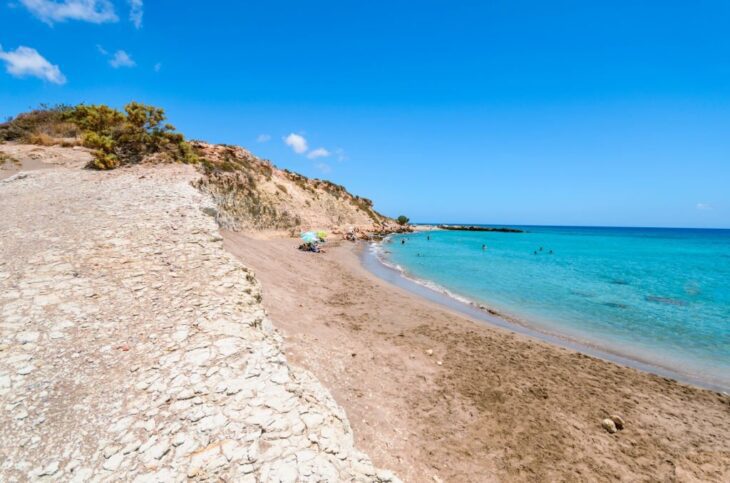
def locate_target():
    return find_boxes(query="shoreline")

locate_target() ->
[222,232,730,482]
[363,239,729,393]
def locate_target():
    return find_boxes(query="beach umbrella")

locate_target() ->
[300,231,318,243]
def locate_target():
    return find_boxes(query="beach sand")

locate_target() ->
[223,232,730,482]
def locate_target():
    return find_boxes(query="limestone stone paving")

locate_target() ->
[0,163,399,482]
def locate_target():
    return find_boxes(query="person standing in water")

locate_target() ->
[482,244,487,251]
[401,239,405,245]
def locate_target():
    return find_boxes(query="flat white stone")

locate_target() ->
[102,452,124,471]
[16,331,40,344]
[17,365,34,375]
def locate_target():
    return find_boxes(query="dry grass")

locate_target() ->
[0,106,79,143]
[26,132,79,147]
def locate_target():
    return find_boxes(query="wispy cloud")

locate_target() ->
[109,50,135,68]
[256,134,271,143]
[20,0,118,24]
[96,44,108,55]
[696,203,712,211]
[128,0,142,28]
[283,133,338,167]
[284,133,308,154]
[307,147,330,160]
[334,148,347,162]
[0,44,66,84]
[153,62,161,72]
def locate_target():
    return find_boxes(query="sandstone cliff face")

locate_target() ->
[0,145,399,481]
[190,142,393,233]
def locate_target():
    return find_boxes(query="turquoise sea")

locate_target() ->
[374,226,730,390]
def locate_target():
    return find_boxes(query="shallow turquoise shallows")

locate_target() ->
[379,226,730,389]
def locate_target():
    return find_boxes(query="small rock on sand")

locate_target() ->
[601,418,617,434]
[610,414,625,430]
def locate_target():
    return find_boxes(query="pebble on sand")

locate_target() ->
[601,418,617,434]
[610,414,625,430]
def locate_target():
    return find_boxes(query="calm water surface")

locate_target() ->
[378,226,730,389]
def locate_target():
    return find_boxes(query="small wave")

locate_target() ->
[368,241,478,307]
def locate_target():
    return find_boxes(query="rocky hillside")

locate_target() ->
[191,142,393,233]
[0,104,398,236]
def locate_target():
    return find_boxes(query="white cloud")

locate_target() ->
[284,133,308,154]
[696,203,712,211]
[153,62,161,72]
[334,148,347,162]
[109,50,135,68]
[256,134,271,143]
[96,44,108,55]
[0,44,66,84]
[307,147,330,160]
[20,0,117,24]
[315,162,332,174]
[128,0,142,28]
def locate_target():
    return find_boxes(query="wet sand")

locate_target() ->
[223,232,730,482]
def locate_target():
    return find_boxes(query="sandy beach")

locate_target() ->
[224,232,730,482]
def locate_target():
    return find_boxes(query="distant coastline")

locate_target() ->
[438,224,524,233]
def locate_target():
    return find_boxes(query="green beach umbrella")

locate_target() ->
[300,231,318,243]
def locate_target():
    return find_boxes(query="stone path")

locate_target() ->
[0,160,399,482]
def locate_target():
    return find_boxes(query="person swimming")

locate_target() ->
[427,235,431,241]
[482,244,487,251]
[401,239,405,245]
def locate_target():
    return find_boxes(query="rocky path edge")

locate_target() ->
[0,155,401,482]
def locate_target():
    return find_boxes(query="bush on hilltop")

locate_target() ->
[0,104,79,143]
[0,102,198,169]
[74,102,198,169]
[397,215,410,225]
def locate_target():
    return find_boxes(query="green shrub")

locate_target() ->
[82,131,119,169]
[71,104,124,136]
[1,102,199,169]
[71,102,198,169]
[397,215,410,226]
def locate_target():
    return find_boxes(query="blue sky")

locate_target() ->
[1,1,729,228]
